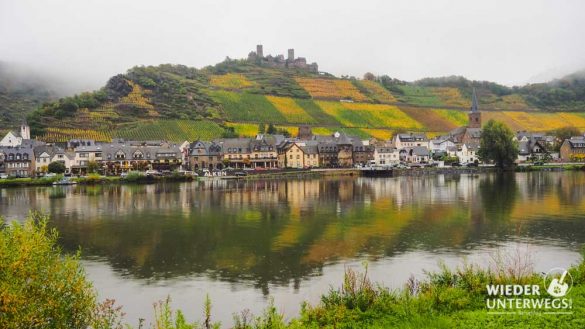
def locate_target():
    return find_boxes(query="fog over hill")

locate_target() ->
[1,0,584,92]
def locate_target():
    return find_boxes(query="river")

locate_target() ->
[1,171,584,326]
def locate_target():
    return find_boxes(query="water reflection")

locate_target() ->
[1,172,585,296]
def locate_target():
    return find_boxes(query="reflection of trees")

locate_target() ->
[479,173,517,222]
[2,172,583,295]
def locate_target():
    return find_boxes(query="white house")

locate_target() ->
[429,136,456,154]
[405,146,430,163]
[456,144,479,164]
[0,123,30,147]
[392,133,429,149]
[373,146,400,166]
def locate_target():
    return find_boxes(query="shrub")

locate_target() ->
[0,212,96,329]
[48,161,66,174]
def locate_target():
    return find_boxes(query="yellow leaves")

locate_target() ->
[225,122,259,137]
[40,128,112,142]
[315,101,423,129]
[120,80,154,110]
[266,96,316,123]
[430,87,469,107]
[296,78,369,102]
[358,80,397,103]
[210,73,255,89]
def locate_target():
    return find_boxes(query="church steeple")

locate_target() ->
[468,88,481,128]
[471,88,479,113]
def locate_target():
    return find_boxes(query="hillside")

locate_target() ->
[0,62,57,132]
[20,58,585,142]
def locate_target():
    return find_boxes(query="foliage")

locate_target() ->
[204,59,311,98]
[115,120,225,141]
[210,73,255,89]
[478,120,519,168]
[39,127,113,142]
[316,101,422,129]
[266,96,316,123]
[353,80,397,103]
[48,161,66,174]
[0,212,96,329]
[88,160,100,174]
[296,78,370,101]
[549,126,583,150]
[294,99,341,125]
[210,90,287,123]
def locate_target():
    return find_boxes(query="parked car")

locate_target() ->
[0,173,8,179]
[234,171,247,177]
[451,162,461,167]
[145,170,161,176]
[533,161,544,166]
[45,172,57,177]
[466,162,478,167]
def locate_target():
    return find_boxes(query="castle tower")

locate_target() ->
[20,120,30,140]
[468,88,481,129]
[256,44,263,58]
[287,49,294,61]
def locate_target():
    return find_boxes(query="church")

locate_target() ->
[448,88,482,146]
[0,122,31,147]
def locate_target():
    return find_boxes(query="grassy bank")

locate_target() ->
[2,214,585,328]
[0,173,195,187]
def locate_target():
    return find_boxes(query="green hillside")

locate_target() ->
[0,62,57,129]
[15,58,585,142]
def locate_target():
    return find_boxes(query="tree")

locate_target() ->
[363,72,376,81]
[0,213,96,328]
[87,161,99,174]
[549,126,582,151]
[258,123,266,134]
[478,120,519,168]
[48,161,66,174]
[267,123,276,134]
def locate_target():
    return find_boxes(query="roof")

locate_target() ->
[471,88,479,113]
[567,137,585,148]
[410,146,429,156]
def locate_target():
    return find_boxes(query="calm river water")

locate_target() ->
[1,172,585,326]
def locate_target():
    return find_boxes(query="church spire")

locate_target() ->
[471,88,479,113]
[467,88,482,129]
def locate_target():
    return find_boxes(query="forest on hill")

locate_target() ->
[1,57,583,142]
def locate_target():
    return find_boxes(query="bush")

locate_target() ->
[0,212,96,329]
[48,161,66,174]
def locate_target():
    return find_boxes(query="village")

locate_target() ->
[1,91,585,179]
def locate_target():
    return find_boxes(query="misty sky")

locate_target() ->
[1,0,584,93]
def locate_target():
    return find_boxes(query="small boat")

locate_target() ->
[53,177,78,186]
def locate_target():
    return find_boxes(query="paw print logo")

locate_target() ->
[544,268,573,298]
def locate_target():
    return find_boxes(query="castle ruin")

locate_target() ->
[248,45,318,73]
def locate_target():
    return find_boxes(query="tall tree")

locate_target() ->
[267,123,276,134]
[478,120,519,168]
[549,126,582,151]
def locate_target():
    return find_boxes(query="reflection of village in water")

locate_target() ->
[1,172,585,293]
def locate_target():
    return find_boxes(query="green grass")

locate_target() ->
[209,90,288,123]
[396,85,445,107]
[295,99,342,125]
[115,120,225,141]
[432,109,469,126]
